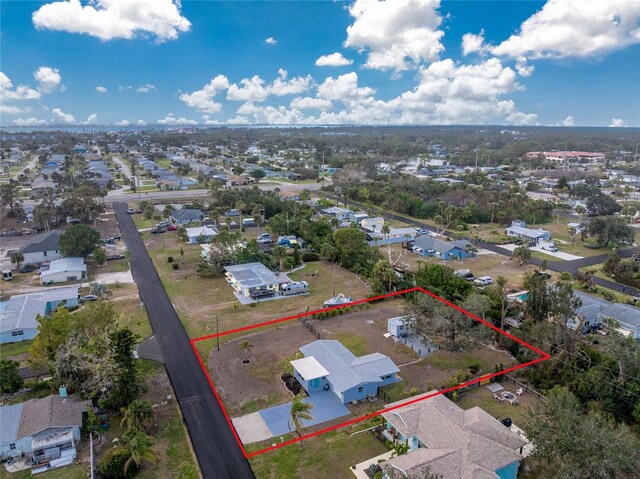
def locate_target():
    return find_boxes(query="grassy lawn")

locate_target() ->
[0,464,86,479]
[87,257,131,277]
[0,340,32,361]
[133,217,156,229]
[455,384,541,426]
[247,424,387,479]
[333,333,369,356]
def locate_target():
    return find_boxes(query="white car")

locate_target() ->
[473,276,494,286]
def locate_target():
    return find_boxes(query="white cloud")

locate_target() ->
[226,76,269,102]
[51,107,76,124]
[461,31,487,56]
[265,37,278,45]
[315,52,354,67]
[157,114,197,125]
[96,86,108,93]
[137,83,157,93]
[290,97,333,111]
[609,118,625,127]
[269,69,313,96]
[32,0,191,42]
[118,85,133,91]
[136,119,147,126]
[83,113,98,125]
[179,75,229,113]
[115,120,130,126]
[1,104,29,114]
[344,0,444,72]
[226,115,250,125]
[13,117,48,126]
[515,56,534,77]
[33,66,62,93]
[226,71,312,102]
[317,72,375,102]
[202,115,220,125]
[561,115,575,126]
[492,0,640,59]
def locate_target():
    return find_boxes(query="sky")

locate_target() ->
[1,0,639,128]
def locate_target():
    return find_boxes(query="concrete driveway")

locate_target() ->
[501,243,584,261]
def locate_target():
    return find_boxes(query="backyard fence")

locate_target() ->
[503,374,548,404]
[298,316,325,340]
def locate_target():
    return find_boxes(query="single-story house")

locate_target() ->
[0,287,80,344]
[171,208,205,225]
[377,391,527,479]
[40,258,86,285]
[321,207,354,221]
[408,236,475,261]
[0,393,89,469]
[572,291,640,338]
[17,230,63,265]
[185,226,218,244]
[292,339,400,404]
[223,262,289,298]
[505,220,551,244]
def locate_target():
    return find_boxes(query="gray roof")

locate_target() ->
[299,340,399,395]
[17,395,89,439]
[382,391,525,479]
[0,403,23,445]
[505,225,550,238]
[575,291,640,332]
[0,295,46,334]
[18,230,62,255]
[412,236,472,255]
[224,262,287,288]
[172,209,204,222]
[11,286,79,305]
[40,257,86,279]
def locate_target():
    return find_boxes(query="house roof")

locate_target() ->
[381,391,525,479]
[40,257,86,279]
[0,403,23,444]
[224,262,288,288]
[575,291,640,332]
[11,286,79,305]
[412,236,472,254]
[18,230,62,254]
[185,226,218,238]
[298,340,399,395]
[290,356,329,381]
[0,295,46,333]
[172,209,204,222]
[505,225,550,238]
[16,394,89,439]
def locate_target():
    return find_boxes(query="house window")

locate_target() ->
[11,330,24,336]
[43,251,47,257]
[357,387,363,393]
[9,443,16,450]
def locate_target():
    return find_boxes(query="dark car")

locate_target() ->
[167,225,178,231]
[534,271,552,279]
[151,228,166,234]
[19,264,37,273]
[250,290,275,299]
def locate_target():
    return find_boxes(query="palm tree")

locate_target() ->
[239,340,252,360]
[575,205,586,223]
[289,393,314,448]
[123,430,156,475]
[272,245,287,271]
[381,224,391,259]
[121,400,155,432]
[10,252,24,270]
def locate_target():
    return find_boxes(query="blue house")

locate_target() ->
[377,391,528,479]
[505,220,551,244]
[409,236,475,261]
[291,340,400,404]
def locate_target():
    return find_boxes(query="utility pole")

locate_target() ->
[321,150,325,189]
[216,316,220,351]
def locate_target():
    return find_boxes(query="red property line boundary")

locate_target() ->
[190,286,550,458]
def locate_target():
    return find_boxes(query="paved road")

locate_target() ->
[319,192,640,299]
[114,202,255,479]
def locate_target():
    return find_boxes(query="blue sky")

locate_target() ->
[1,0,639,127]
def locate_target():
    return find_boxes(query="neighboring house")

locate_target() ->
[291,340,400,404]
[224,262,289,298]
[185,226,218,244]
[360,217,417,246]
[0,287,80,343]
[573,291,640,338]
[0,393,89,471]
[17,230,63,265]
[171,208,205,225]
[378,391,527,479]
[40,258,86,285]
[409,236,475,261]
[505,220,551,244]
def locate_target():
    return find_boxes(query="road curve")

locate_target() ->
[114,202,255,479]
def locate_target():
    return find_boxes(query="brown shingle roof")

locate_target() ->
[17,394,89,438]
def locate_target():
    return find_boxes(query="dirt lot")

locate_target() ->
[208,297,515,417]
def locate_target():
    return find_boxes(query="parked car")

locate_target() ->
[473,276,494,286]
[540,242,558,252]
[416,228,429,236]
[534,271,551,279]
[454,269,474,280]
[127,208,135,214]
[167,225,178,231]
[151,228,166,234]
[79,294,98,303]
[19,264,37,273]
[250,289,275,299]
[257,233,272,243]
[67,217,81,224]
[156,221,170,228]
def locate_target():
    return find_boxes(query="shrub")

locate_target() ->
[560,272,572,281]
[167,256,174,263]
[98,448,136,479]
[172,263,179,270]
[468,361,481,375]
[301,251,320,262]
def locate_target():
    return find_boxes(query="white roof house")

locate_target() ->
[290,357,330,381]
[40,258,87,285]
[185,226,218,244]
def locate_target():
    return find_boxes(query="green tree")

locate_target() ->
[332,227,370,271]
[524,386,640,479]
[109,329,142,408]
[586,193,622,216]
[249,169,266,182]
[29,308,74,367]
[93,247,107,265]
[59,224,101,257]
[99,448,136,479]
[10,252,24,270]
[414,263,471,302]
[122,431,156,475]
[0,359,24,393]
[0,179,22,213]
[289,393,314,448]
[369,259,399,295]
[121,399,155,432]
[512,245,531,266]
[524,273,550,322]
[240,340,252,360]
[271,245,287,271]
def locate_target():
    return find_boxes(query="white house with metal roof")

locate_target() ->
[40,258,86,285]
[292,340,400,404]
[223,262,289,298]
[505,220,551,244]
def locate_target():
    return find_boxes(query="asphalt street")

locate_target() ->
[114,202,255,479]
[319,192,640,299]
